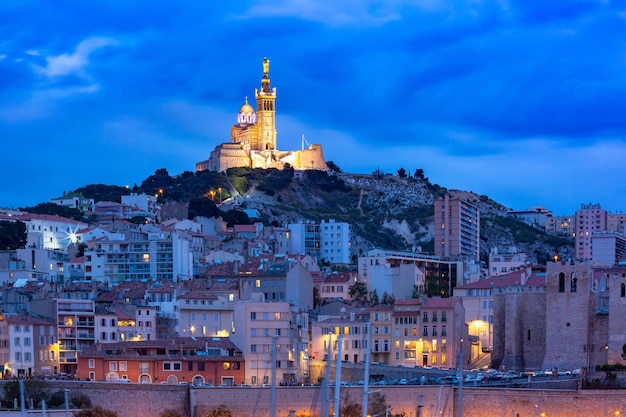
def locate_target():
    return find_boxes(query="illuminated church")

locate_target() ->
[196,57,328,173]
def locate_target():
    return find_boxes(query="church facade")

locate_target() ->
[196,57,328,173]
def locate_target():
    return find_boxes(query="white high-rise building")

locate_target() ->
[288,219,351,265]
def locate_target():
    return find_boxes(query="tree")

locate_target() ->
[348,282,368,305]
[397,167,407,178]
[220,209,250,227]
[74,406,117,417]
[368,392,388,417]
[313,287,322,309]
[141,168,174,197]
[381,291,396,305]
[2,380,48,409]
[341,402,362,417]
[368,289,380,307]
[414,168,425,180]
[0,220,27,250]
[188,197,219,219]
[327,161,342,173]
[206,405,232,417]
[411,285,424,299]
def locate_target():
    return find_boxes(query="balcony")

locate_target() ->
[59,357,77,363]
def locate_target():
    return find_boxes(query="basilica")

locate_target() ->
[196,57,328,173]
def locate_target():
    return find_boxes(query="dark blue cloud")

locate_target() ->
[1,1,625,215]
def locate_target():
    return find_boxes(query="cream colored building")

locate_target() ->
[196,57,328,173]
[231,295,309,386]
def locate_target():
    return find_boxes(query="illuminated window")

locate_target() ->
[143,254,150,262]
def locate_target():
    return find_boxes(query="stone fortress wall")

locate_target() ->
[21,381,626,417]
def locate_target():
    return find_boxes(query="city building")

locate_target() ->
[121,193,160,220]
[391,297,467,368]
[0,313,58,378]
[575,203,607,260]
[358,249,463,298]
[319,219,352,265]
[592,231,626,266]
[488,246,527,277]
[546,215,575,237]
[369,304,393,364]
[231,295,309,386]
[434,195,480,261]
[30,298,95,376]
[506,207,552,231]
[77,337,244,385]
[314,271,354,303]
[196,57,327,173]
[311,308,370,365]
[49,192,94,213]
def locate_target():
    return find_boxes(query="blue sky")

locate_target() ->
[1,1,625,216]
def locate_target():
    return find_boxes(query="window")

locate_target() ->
[109,362,117,371]
[120,361,127,371]
[441,312,447,322]
[251,345,257,353]
[198,362,205,371]
[423,312,428,322]
[558,273,565,293]
[89,359,95,369]
[423,326,428,337]
[140,362,150,373]
[570,273,577,293]
[621,283,625,298]
[250,312,256,321]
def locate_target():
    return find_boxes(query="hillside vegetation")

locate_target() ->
[24,166,574,265]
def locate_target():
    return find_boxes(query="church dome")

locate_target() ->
[237,97,256,124]
[239,102,255,115]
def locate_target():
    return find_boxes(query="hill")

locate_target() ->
[35,166,573,265]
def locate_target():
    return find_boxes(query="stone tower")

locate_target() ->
[255,57,277,151]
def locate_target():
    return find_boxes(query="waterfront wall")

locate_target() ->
[5,381,626,417]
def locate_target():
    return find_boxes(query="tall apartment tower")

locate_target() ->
[575,203,607,260]
[434,195,480,261]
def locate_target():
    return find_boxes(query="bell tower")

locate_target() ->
[255,57,277,151]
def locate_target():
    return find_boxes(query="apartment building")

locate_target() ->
[289,219,352,265]
[369,305,393,364]
[49,192,94,213]
[231,295,309,386]
[30,298,95,376]
[358,249,463,298]
[434,195,480,262]
[488,246,527,277]
[177,291,233,338]
[0,314,58,378]
[77,337,244,385]
[575,203,607,260]
[592,231,626,266]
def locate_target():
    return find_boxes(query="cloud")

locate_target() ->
[38,36,117,79]
[240,0,409,27]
